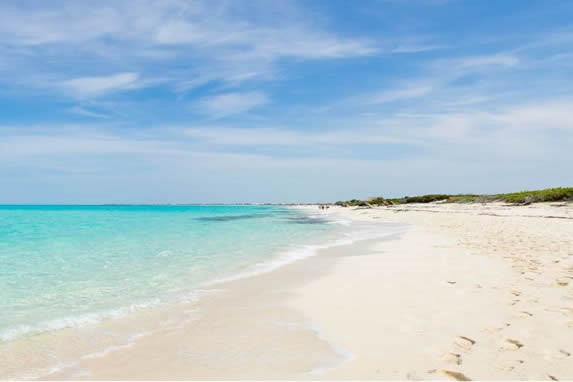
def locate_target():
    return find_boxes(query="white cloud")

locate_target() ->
[68,106,109,119]
[0,1,375,61]
[391,44,444,53]
[183,125,420,146]
[495,99,573,130]
[428,53,520,81]
[330,51,524,115]
[0,128,181,157]
[368,84,434,104]
[195,92,269,118]
[0,0,381,101]
[242,28,377,59]
[456,54,520,69]
[151,15,377,62]
[61,72,141,97]
[184,127,301,145]
[0,4,123,45]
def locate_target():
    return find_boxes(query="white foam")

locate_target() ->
[9,360,80,381]
[0,298,161,342]
[81,332,148,360]
[206,219,407,287]
[303,320,354,375]
[8,332,150,380]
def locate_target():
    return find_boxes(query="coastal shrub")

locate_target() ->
[333,187,573,207]
[401,194,451,203]
[367,197,388,205]
[497,187,573,204]
[446,195,481,203]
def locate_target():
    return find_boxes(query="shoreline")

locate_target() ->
[1,202,572,380]
[41,215,403,380]
[292,203,573,380]
[0,209,403,380]
[0,206,327,345]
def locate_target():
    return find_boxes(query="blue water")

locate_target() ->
[0,205,340,342]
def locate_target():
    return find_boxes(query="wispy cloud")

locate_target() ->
[367,84,434,104]
[61,72,141,98]
[391,44,445,53]
[4,95,570,163]
[0,0,378,100]
[183,126,418,146]
[68,106,109,119]
[195,91,269,118]
[450,53,520,70]
[495,99,573,130]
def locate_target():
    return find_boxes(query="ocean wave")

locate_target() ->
[206,220,407,286]
[80,332,148,360]
[195,213,270,222]
[284,216,330,224]
[0,299,160,343]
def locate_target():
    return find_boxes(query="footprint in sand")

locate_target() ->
[486,322,511,333]
[545,349,571,360]
[500,338,524,351]
[519,311,533,318]
[498,359,524,372]
[454,336,476,351]
[440,369,472,381]
[555,278,569,286]
[441,352,462,365]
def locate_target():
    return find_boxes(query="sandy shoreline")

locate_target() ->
[2,202,572,380]
[292,203,573,380]
[2,213,401,380]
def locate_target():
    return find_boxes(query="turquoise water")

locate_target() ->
[0,205,340,342]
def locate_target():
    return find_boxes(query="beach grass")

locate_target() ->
[335,187,573,206]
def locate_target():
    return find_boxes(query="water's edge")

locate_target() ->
[0,206,406,379]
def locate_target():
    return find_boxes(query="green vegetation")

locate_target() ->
[494,187,573,204]
[335,187,573,207]
[334,199,368,207]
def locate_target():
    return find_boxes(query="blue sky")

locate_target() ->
[1,0,572,203]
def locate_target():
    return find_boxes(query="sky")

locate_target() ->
[1,0,572,204]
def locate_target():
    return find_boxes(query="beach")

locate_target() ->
[1,203,572,380]
[293,202,573,380]
[3,0,572,379]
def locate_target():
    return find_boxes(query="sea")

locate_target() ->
[0,204,406,379]
[0,205,400,343]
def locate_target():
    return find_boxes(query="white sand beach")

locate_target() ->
[3,202,572,380]
[292,202,573,380]
[3,0,572,380]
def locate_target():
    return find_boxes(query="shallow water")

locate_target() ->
[0,205,407,379]
[0,205,339,342]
